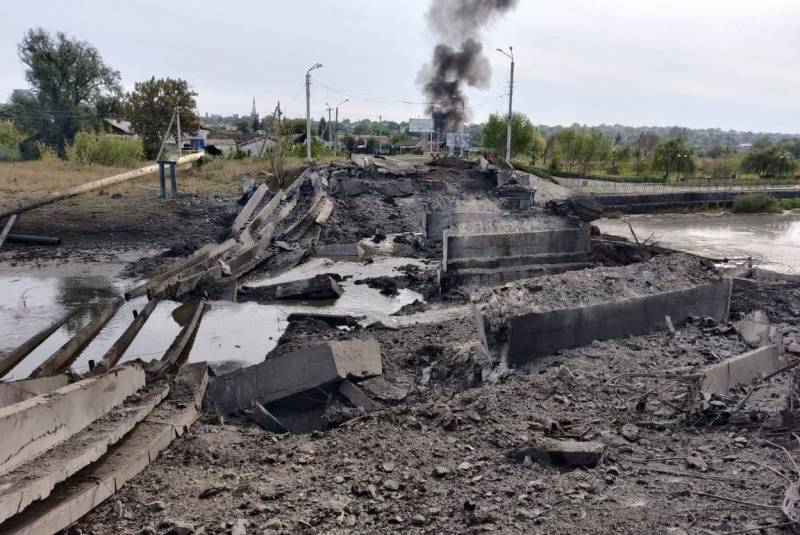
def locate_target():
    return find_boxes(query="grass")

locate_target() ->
[731,193,781,214]
[0,154,346,203]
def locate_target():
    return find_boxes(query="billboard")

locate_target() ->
[408,118,434,133]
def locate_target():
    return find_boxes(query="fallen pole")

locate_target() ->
[92,298,160,373]
[0,310,76,379]
[30,297,125,378]
[230,183,269,237]
[0,152,204,219]
[0,215,18,250]
[6,235,61,246]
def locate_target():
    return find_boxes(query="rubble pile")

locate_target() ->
[3,155,800,534]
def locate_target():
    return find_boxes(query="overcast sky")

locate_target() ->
[1,0,799,133]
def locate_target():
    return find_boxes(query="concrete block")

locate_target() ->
[0,363,207,535]
[441,262,589,290]
[512,438,604,468]
[339,380,381,411]
[315,242,363,258]
[205,339,382,414]
[373,178,414,197]
[734,310,771,348]
[701,345,785,396]
[0,375,71,409]
[424,211,505,243]
[443,218,591,264]
[478,280,732,366]
[0,383,169,524]
[241,401,288,434]
[0,364,145,477]
[240,274,343,302]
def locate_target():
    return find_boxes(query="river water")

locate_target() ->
[596,211,800,274]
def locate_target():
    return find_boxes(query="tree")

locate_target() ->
[740,145,796,177]
[530,129,546,165]
[235,117,252,134]
[652,138,695,180]
[11,28,122,153]
[317,117,327,139]
[126,77,200,159]
[481,112,534,159]
[0,120,24,161]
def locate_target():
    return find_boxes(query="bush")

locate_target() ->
[66,131,144,167]
[37,142,60,164]
[778,198,800,210]
[731,193,780,214]
[0,120,24,161]
[287,136,331,158]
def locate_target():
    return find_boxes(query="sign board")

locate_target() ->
[408,118,434,133]
[446,132,472,148]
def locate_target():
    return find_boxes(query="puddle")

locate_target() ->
[1,256,429,378]
[188,257,427,369]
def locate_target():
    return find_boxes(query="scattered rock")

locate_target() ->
[620,423,640,443]
[513,438,605,468]
[433,466,450,478]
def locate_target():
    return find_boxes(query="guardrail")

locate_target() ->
[555,176,800,195]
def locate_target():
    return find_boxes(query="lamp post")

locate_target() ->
[305,62,323,161]
[496,46,514,162]
[334,98,349,156]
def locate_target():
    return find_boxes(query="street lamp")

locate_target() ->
[305,62,323,161]
[334,99,349,155]
[496,46,514,162]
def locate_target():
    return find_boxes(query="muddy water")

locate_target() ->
[188,257,427,369]
[1,256,427,378]
[596,211,800,274]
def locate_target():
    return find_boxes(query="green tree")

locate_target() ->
[482,112,534,159]
[11,28,122,153]
[652,138,695,180]
[740,145,796,177]
[318,117,328,140]
[530,129,546,164]
[126,77,200,159]
[0,120,24,160]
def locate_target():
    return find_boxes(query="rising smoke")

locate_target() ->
[419,0,519,133]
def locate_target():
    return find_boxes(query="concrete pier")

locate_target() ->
[440,217,591,288]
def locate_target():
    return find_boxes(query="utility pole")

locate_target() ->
[305,63,323,161]
[497,46,514,162]
[175,104,182,159]
[325,103,333,145]
[378,115,382,154]
[259,101,281,156]
[334,98,349,157]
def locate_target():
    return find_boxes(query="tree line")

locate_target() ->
[481,112,799,181]
[0,28,200,163]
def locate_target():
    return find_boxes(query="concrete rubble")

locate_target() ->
[3,154,800,534]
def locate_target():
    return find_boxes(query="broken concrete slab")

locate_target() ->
[0,364,145,477]
[240,274,343,302]
[701,345,786,396]
[358,376,410,403]
[734,310,772,348]
[315,242,363,258]
[230,183,269,237]
[476,279,732,366]
[241,401,288,434]
[205,339,382,414]
[0,374,71,409]
[339,380,381,411]
[30,297,125,378]
[512,438,605,468]
[0,383,169,525]
[373,178,415,197]
[0,363,208,535]
[0,310,76,379]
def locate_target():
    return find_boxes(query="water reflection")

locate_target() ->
[596,211,800,273]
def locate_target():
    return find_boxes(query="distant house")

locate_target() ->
[237,136,273,156]
[104,119,134,136]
